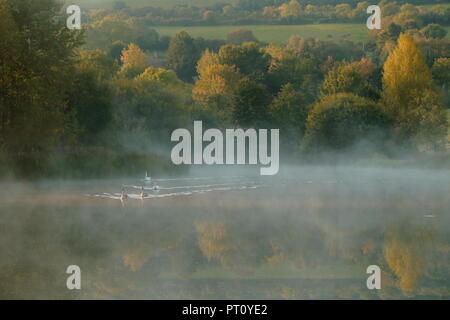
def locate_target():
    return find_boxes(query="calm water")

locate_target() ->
[0,166,449,299]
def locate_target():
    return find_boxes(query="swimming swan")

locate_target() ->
[140,186,149,199]
[120,186,128,201]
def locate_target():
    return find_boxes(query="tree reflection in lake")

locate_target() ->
[0,167,448,299]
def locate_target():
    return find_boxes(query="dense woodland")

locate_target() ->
[0,0,449,179]
[85,0,450,26]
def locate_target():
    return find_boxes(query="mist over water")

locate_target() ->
[0,166,449,299]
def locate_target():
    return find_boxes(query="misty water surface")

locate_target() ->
[0,166,449,299]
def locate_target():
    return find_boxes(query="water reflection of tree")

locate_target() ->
[195,220,271,276]
[384,219,434,293]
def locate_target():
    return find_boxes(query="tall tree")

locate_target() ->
[166,31,200,83]
[432,58,450,109]
[382,34,447,150]
[232,78,271,128]
[193,49,242,126]
[268,83,310,153]
[0,0,83,174]
[68,50,116,145]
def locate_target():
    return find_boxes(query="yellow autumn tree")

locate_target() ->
[119,43,150,78]
[382,33,447,150]
[192,50,242,122]
[263,44,296,72]
[279,0,301,18]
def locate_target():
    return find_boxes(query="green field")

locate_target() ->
[69,0,237,9]
[154,24,371,44]
[154,25,450,44]
[422,3,450,9]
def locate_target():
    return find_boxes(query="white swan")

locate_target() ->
[143,172,152,184]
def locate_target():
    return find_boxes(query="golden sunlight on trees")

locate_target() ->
[382,34,447,151]
[119,43,150,78]
[193,50,242,122]
[121,43,149,66]
[138,67,186,88]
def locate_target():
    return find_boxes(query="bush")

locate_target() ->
[226,29,258,45]
[420,24,448,39]
[302,93,392,153]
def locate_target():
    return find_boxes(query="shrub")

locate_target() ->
[302,93,392,153]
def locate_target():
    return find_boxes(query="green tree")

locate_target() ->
[166,31,200,82]
[321,58,379,100]
[77,50,119,81]
[112,76,190,153]
[432,58,450,109]
[226,29,258,45]
[376,23,402,47]
[432,58,450,88]
[420,24,448,39]
[232,78,271,128]
[268,83,310,152]
[302,93,392,153]
[0,0,83,175]
[265,44,322,100]
[217,43,271,82]
[109,41,126,63]
[68,50,116,144]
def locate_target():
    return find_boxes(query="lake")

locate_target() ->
[0,166,449,299]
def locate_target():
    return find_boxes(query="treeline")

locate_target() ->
[0,0,449,179]
[236,0,447,9]
[88,0,450,27]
